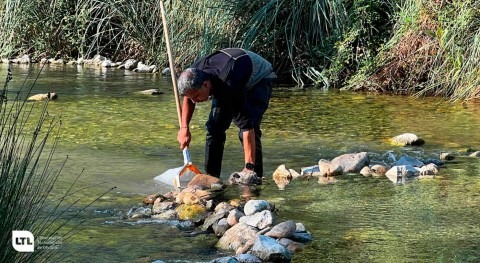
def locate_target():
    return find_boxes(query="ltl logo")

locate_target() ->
[12,231,35,252]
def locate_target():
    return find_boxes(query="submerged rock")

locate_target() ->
[135,89,163,95]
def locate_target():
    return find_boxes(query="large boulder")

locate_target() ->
[216,223,259,251]
[331,152,370,173]
[249,235,292,263]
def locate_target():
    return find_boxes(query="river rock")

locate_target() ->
[227,209,244,226]
[122,59,138,70]
[143,193,164,204]
[228,170,262,185]
[133,62,158,73]
[391,133,425,146]
[394,155,424,167]
[360,166,372,176]
[213,218,230,237]
[318,159,343,177]
[265,220,297,239]
[371,164,388,176]
[175,204,207,221]
[27,92,58,101]
[290,231,313,243]
[300,165,321,177]
[12,54,30,64]
[188,173,224,190]
[249,235,292,263]
[216,223,259,251]
[209,256,238,263]
[331,152,370,173]
[151,209,177,220]
[385,165,419,183]
[176,187,212,205]
[289,169,301,179]
[235,254,262,263]
[92,55,107,66]
[239,210,275,230]
[418,163,438,178]
[469,151,480,157]
[134,89,163,95]
[295,223,306,232]
[152,200,174,214]
[272,164,293,190]
[440,152,455,160]
[243,200,271,216]
[278,238,305,253]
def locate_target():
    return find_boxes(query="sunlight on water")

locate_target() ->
[2,64,480,262]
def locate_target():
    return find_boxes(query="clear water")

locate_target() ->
[2,64,480,262]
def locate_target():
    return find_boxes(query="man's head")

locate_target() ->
[177,68,212,103]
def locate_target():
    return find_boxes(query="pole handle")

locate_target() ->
[159,0,182,126]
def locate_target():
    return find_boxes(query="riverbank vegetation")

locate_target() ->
[0,0,478,100]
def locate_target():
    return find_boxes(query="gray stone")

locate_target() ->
[385,165,419,184]
[265,220,297,239]
[244,200,271,216]
[278,238,306,253]
[216,223,258,251]
[213,218,230,237]
[235,254,262,263]
[152,201,173,214]
[300,165,322,177]
[239,210,275,230]
[331,152,370,173]
[469,151,480,157]
[250,235,292,263]
[360,166,372,177]
[227,209,244,226]
[209,256,239,263]
[290,231,313,243]
[391,133,425,146]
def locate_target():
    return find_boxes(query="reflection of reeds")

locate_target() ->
[0,65,114,262]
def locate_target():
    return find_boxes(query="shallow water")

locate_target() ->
[2,63,480,262]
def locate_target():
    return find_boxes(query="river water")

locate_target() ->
[2,63,480,262]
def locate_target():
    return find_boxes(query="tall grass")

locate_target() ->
[0,65,114,262]
[1,0,479,99]
[346,0,480,101]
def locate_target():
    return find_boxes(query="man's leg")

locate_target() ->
[237,78,273,177]
[205,98,233,178]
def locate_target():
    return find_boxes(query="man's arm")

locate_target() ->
[177,96,195,149]
[243,128,256,171]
